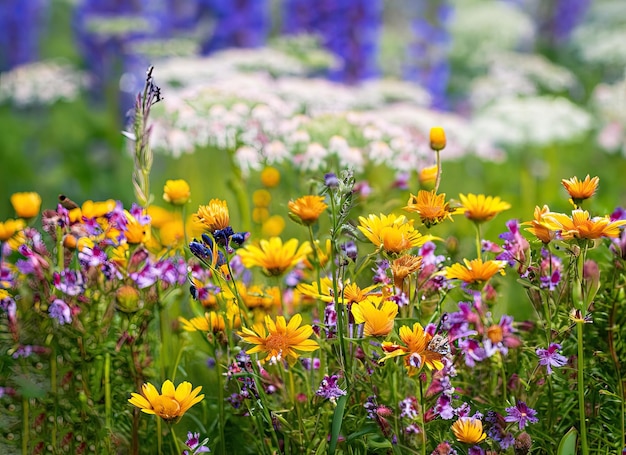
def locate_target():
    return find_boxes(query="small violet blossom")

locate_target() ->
[536,343,568,375]
[49,298,72,325]
[504,401,538,430]
[316,374,346,402]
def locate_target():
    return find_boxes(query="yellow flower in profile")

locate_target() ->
[404,190,460,228]
[163,179,191,205]
[238,313,319,366]
[288,195,328,225]
[351,298,398,337]
[159,219,185,248]
[445,258,507,284]
[261,166,281,188]
[193,199,230,233]
[561,175,599,206]
[179,312,226,333]
[391,254,423,289]
[262,215,285,237]
[523,205,557,244]
[0,219,25,242]
[237,284,281,311]
[379,322,444,375]
[147,205,179,229]
[418,165,438,190]
[10,192,42,218]
[128,380,204,422]
[459,194,511,223]
[81,199,116,219]
[124,211,149,244]
[429,126,446,151]
[296,277,377,305]
[253,189,272,208]
[358,213,427,255]
[544,210,626,240]
[238,237,312,276]
[451,417,487,444]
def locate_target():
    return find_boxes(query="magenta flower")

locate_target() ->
[504,401,538,430]
[536,343,568,375]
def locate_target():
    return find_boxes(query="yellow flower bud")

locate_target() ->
[261,166,280,188]
[163,179,191,205]
[116,285,142,313]
[418,165,438,190]
[10,192,42,218]
[429,126,446,151]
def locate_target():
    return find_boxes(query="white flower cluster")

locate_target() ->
[449,0,536,70]
[591,72,626,155]
[148,47,503,178]
[471,96,592,148]
[571,0,626,69]
[469,52,577,109]
[0,60,90,106]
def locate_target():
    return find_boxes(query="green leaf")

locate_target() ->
[557,427,578,455]
[328,394,347,454]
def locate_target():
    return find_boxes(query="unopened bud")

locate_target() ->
[429,126,446,151]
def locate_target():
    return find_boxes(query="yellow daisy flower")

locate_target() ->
[404,190,459,228]
[288,195,328,225]
[193,199,230,233]
[296,277,377,305]
[451,417,487,444]
[10,192,42,218]
[523,205,557,244]
[128,380,204,422]
[379,322,444,375]
[238,313,319,366]
[358,213,427,254]
[351,297,398,337]
[163,179,191,205]
[261,166,280,188]
[561,175,599,206]
[445,258,507,284]
[390,254,423,290]
[544,210,626,240]
[0,219,25,242]
[459,194,511,223]
[179,312,226,333]
[238,237,311,276]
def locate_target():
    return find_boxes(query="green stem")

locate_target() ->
[169,423,181,455]
[22,396,29,455]
[159,300,169,380]
[576,321,589,455]
[574,247,588,455]
[434,150,442,194]
[157,417,163,455]
[215,354,227,455]
[50,342,58,449]
[419,379,426,455]
[474,223,482,260]
[105,352,112,433]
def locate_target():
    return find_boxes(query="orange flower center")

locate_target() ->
[487,325,503,344]
[152,396,181,421]
[265,333,288,353]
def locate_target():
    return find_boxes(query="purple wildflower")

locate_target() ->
[49,299,72,325]
[536,343,567,375]
[399,396,419,420]
[316,374,346,402]
[300,357,320,370]
[183,431,210,454]
[505,401,538,430]
[53,270,85,296]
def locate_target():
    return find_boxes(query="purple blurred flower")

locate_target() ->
[316,374,346,401]
[536,343,567,375]
[49,299,72,325]
[505,401,538,430]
